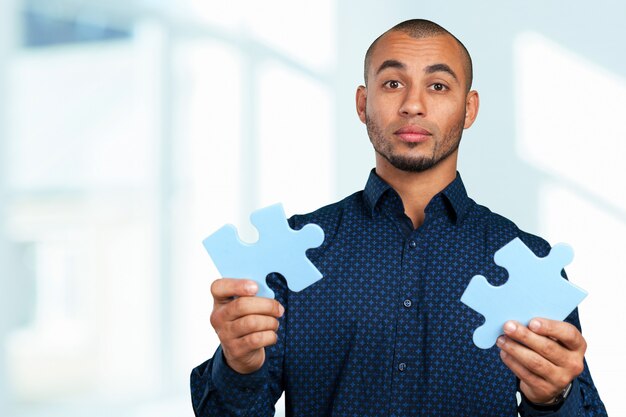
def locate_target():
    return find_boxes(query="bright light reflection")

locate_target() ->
[515,32,626,208]
[258,61,335,216]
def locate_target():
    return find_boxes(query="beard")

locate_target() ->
[366,113,465,173]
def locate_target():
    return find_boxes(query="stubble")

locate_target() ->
[365,113,465,173]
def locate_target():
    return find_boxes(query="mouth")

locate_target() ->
[394,125,432,143]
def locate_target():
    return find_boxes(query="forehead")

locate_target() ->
[368,31,464,77]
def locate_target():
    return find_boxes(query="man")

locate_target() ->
[191,19,607,416]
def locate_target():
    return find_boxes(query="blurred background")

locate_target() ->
[0,0,624,416]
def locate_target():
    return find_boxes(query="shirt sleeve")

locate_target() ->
[190,273,288,417]
[190,346,277,417]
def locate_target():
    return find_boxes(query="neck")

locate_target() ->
[375,151,458,229]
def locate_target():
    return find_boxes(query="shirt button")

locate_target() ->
[398,362,407,372]
[403,299,412,308]
[408,240,417,249]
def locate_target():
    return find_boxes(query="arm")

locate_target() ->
[190,277,287,417]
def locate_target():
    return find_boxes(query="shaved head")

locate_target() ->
[364,19,473,91]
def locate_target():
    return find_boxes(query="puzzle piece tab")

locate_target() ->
[203,203,325,299]
[460,238,587,349]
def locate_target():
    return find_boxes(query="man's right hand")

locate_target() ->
[210,278,284,374]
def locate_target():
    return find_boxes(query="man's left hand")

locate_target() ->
[496,318,586,404]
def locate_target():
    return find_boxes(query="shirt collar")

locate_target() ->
[363,169,472,224]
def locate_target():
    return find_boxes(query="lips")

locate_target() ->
[394,125,432,143]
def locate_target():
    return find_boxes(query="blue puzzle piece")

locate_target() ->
[203,203,325,299]
[460,238,588,349]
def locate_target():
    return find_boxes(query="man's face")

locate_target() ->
[356,31,478,173]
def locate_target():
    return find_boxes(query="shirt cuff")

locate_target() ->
[211,345,270,394]
[519,378,581,416]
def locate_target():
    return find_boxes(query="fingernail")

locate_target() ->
[496,336,506,347]
[278,304,285,316]
[529,319,541,331]
[504,321,517,333]
[246,282,258,294]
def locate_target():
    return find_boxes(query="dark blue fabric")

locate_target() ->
[191,170,607,417]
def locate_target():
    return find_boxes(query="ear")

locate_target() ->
[356,85,367,124]
[463,90,479,129]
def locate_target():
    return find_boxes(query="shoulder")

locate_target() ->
[289,191,364,233]
[286,190,370,257]
[468,201,552,257]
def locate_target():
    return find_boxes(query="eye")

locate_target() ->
[430,83,448,92]
[383,80,402,89]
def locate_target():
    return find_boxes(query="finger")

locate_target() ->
[227,315,280,338]
[502,321,571,367]
[499,349,557,403]
[499,349,551,391]
[225,330,279,357]
[497,335,559,382]
[528,318,587,353]
[211,278,259,303]
[222,296,284,322]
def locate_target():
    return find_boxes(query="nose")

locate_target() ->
[399,86,425,118]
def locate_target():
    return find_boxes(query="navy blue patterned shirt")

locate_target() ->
[191,170,606,417]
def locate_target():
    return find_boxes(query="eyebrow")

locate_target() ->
[375,60,459,83]
[376,59,406,75]
[424,63,458,81]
